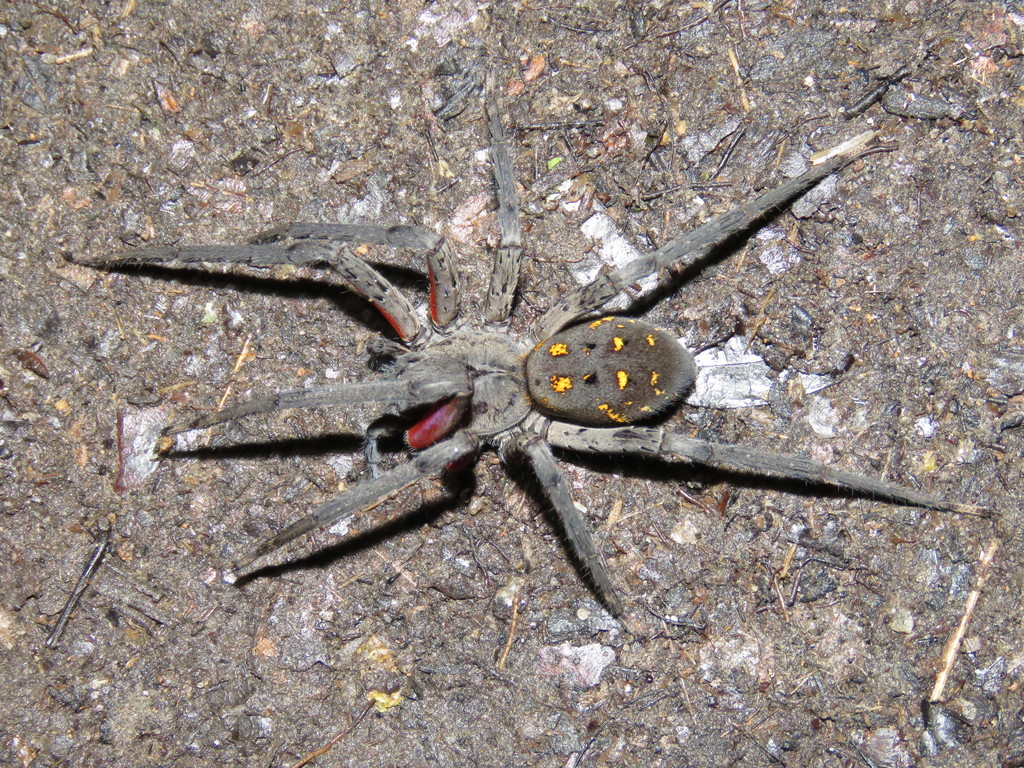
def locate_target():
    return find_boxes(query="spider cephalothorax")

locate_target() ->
[86,81,970,620]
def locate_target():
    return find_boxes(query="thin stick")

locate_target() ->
[45,525,112,649]
[229,334,254,376]
[497,590,521,672]
[772,575,790,623]
[286,701,373,768]
[928,538,1000,702]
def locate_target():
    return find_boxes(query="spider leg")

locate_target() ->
[228,429,479,575]
[532,134,876,340]
[516,433,625,617]
[90,240,427,344]
[254,222,438,247]
[166,374,471,435]
[252,223,461,328]
[545,422,978,515]
[483,77,524,325]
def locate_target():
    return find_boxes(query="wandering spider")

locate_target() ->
[85,83,971,621]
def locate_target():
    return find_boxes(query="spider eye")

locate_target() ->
[525,316,696,426]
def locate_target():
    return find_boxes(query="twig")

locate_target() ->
[45,524,111,648]
[744,284,777,353]
[287,701,373,768]
[712,126,747,180]
[841,65,910,119]
[928,538,999,702]
[497,591,521,672]
[203,333,253,443]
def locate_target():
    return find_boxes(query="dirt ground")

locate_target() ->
[2,2,1023,766]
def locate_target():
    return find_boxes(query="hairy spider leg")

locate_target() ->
[251,222,461,328]
[545,423,981,516]
[483,77,524,325]
[99,239,427,344]
[163,375,470,435]
[532,149,866,340]
[94,240,476,438]
[517,432,625,617]
[229,430,480,575]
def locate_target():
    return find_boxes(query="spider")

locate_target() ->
[86,83,970,621]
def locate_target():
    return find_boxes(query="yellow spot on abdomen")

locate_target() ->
[646,334,657,346]
[598,403,628,423]
[616,370,629,390]
[612,336,625,351]
[548,342,569,356]
[549,376,573,394]
[650,371,660,386]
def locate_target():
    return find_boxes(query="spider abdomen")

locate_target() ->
[525,316,696,425]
